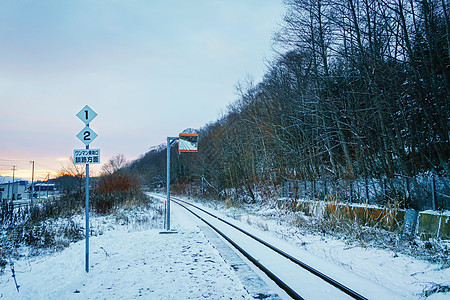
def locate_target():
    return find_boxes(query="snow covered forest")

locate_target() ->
[129,0,449,207]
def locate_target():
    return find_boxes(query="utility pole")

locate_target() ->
[12,165,16,181]
[12,165,16,201]
[46,172,50,198]
[30,161,34,204]
[7,181,10,201]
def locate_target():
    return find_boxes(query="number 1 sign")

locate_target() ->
[76,105,98,125]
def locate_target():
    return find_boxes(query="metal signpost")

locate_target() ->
[165,136,177,232]
[164,133,198,233]
[75,105,99,273]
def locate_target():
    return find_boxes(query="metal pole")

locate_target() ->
[432,176,437,210]
[12,166,16,201]
[85,145,90,273]
[30,161,34,204]
[46,173,50,198]
[405,177,410,208]
[166,137,171,231]
[365,177,369,202]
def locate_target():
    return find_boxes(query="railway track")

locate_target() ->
[151,194,368,300]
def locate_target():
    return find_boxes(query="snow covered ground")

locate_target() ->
[0,207,251,299]
[1,193,449,299]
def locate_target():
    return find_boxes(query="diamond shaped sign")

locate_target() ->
[76,105,97,125]
[76,126,98,146]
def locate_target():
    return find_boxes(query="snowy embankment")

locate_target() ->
[0,206,250,299]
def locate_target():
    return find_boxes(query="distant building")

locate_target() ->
[32,182,56,198]
[0,181,57,202]
[0,181,28,201]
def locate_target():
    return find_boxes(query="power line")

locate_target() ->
[0,159,28,162]
[0,161,58,172]
[35,162,59,172]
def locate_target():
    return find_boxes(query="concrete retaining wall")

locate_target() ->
[278,199,449,239]
[417,211,450,239]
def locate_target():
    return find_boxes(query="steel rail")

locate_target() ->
[173,199,304,300]
[172,196,367,300]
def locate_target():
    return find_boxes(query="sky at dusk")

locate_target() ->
[0,0,285,181]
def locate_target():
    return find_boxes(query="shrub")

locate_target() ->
[96,172,140,194]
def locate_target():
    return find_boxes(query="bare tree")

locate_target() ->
[56,156,86,194]
[101,154,127,176]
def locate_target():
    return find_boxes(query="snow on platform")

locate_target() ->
[0,224,251,299]
[199,225,282,299]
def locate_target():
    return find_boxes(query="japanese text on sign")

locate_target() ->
[74,149,101,165]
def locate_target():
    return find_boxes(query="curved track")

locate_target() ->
[154,194,368,300]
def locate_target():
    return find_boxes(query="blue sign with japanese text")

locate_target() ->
[73,149,101,165]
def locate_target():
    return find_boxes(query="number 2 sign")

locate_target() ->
[76,126,98,146]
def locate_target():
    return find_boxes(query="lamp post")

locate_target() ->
[166,136,178,231]
[163,133,198,233]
